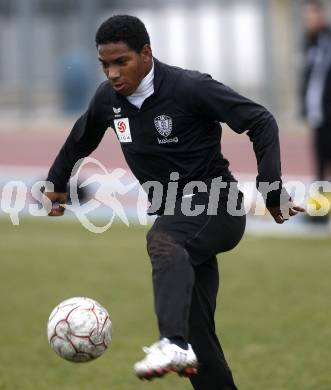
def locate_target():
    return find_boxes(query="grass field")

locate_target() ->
[0,218,330,390]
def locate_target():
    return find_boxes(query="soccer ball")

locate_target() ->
[47,297,112,362]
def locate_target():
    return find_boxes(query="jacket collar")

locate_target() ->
[152,57,165,95]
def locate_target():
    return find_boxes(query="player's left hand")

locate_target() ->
[267,201,305,224]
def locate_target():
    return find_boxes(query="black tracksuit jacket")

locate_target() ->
[47,58,283,211]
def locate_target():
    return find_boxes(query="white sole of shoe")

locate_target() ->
[136,366,198,381]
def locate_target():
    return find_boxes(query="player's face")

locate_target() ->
[97,42,152,96]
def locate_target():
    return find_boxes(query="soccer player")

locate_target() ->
[45,15,304,390]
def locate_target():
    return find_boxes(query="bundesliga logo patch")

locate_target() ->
[114,118,132,143]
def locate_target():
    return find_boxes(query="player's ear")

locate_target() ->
[140,44,152,62]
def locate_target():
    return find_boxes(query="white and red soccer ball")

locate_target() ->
[47,297,112,362]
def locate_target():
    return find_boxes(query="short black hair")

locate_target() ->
[95,15,150,53]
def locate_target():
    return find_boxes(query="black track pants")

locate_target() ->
[146,190,246,389]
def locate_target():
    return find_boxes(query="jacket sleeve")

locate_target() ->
[46,87,109,192]
[186,73,287,207]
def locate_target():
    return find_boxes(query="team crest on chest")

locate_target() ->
[154,115,173,137]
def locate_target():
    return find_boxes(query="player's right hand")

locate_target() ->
[44,192,67,216]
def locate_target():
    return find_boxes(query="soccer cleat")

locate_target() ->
[134,338,198,380]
